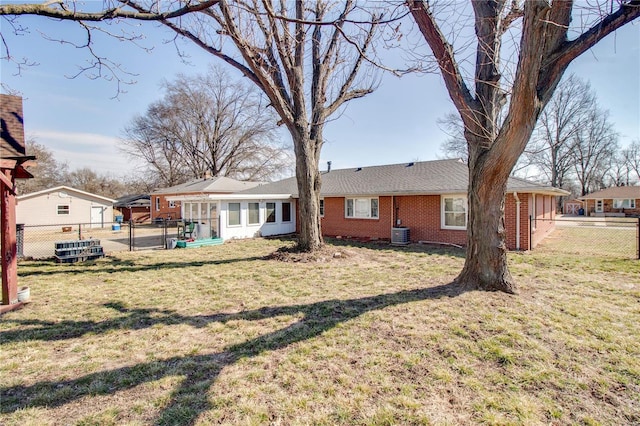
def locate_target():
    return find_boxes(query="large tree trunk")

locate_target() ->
[455,143,517,294]
[456,177,515,294]
[292,132,323,252]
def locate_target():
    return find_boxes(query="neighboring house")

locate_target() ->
[578,186,640,217]
[17,186,115,227]
[114,194,151,223]
[186,159,567,250]
[563,199,584,215]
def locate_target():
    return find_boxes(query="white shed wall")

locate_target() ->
[17,191,114,226]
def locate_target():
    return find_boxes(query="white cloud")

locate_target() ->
[28,129,141,175]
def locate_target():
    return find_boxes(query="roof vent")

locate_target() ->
[355,167,362,172]
[406,162,414,167]
[327,161,332,172]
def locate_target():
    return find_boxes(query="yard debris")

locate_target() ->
[265,245,352,263]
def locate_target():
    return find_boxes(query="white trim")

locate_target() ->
[344,197,379,219]
[57,204,70,215]
[247,202,261,225]
[227,202,242,227]
[17,185,115,203]
[441,194,467,230]
[595,199,604,213]
[265,202,277,223]
[613,198,636,209]
[166,193,292,202]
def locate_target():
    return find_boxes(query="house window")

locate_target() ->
[57,205,70,215]
[613,199,636,209]
[248,202,260,225]
[169,201,176,208]
[319,199,324,217]
[155,197,160,211]
[345,198,379,219]
[282,202,291,222]
[442,196,467,229]
[228,203,241,226]
[266,202,276,223]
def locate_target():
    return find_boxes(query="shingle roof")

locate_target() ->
[114,194,150,207]
[239,159,567,197]
[579,185,640,200]
[152,176,262,194]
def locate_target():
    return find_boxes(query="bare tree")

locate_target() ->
[409,0,640,293]
[622,140,640,184]
[527,74,594,190]
[437,112,468,161]
[122,66,291,186]
[605,152,631,187]
[1,0,388,252]
[16,140,68,195]
[65,167,128,198]
[571,109,619,195]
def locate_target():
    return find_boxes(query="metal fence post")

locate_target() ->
[78,223,82,240]
[163,218,167,249]
[129,219,133,251]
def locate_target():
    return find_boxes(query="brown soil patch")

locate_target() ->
[265,244,354,263]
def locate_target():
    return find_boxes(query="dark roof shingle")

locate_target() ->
[240,159,567,197]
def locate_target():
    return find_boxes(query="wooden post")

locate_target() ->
[1,168,18,305]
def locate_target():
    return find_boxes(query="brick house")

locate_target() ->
[210,159,567,250]
[578,186,640,217]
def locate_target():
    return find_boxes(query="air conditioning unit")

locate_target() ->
[391,227,410,245]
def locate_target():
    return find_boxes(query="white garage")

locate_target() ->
[17,186,115,227]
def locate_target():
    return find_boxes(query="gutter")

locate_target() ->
[513,192,521,250]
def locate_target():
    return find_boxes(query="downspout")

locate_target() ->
[391,195,395,241]
[513,192,521,251]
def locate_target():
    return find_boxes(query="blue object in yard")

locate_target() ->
[112,223,121,231]
[115,215,123,223]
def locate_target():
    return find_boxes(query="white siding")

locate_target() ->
[218,199,296,240]
[17,190,114,226]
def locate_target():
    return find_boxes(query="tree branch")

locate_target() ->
[0,0,220,21]
[539,0,640,102]
[407,0,476,123]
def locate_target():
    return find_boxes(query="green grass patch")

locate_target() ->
[1,237,639,425]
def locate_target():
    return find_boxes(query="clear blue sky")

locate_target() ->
[1,12,638,178]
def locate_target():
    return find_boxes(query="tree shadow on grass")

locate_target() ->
[0,282,465,425]
[16,255,265,278]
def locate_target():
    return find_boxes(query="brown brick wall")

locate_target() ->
[583,198,640,217]
[299,192,558,251]
[151,194,182,220]
[320,196,393,240]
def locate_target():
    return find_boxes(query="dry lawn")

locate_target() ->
[1,235,639,425]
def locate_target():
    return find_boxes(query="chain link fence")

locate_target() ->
[16,216,639,261]
[18,218,218,260]
[533,216,640,260]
